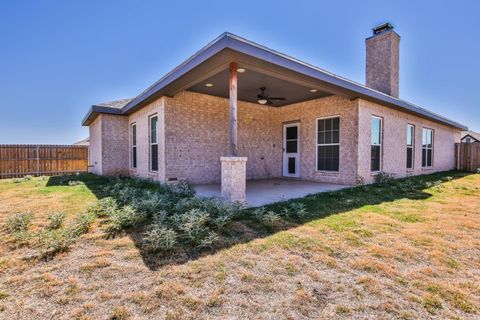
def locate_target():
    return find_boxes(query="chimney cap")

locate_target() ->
[372,22,394,35]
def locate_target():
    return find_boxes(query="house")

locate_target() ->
[82,23,467,203]
[73,137,90,146]
[461,131,480,144]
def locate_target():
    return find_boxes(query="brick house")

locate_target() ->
[82,24,467,202]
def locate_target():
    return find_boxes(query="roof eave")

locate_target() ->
[93,32,467,131]
[82,105,124,126]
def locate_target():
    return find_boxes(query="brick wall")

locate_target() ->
[357,99,461,183]
[88,116,102,175]
[127,98,166,182]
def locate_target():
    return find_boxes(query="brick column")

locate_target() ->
[220,156,247,203]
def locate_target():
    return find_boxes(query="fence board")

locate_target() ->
[455,142,480,172]
[0,145,88,179]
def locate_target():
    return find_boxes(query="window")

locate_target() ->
[131,123,137,169]
[422,128,433,168]
[371,116,382,172]
[406,124,414,169]
[316,117,340,171]
[149,115,158,172]
[465,137,471,144]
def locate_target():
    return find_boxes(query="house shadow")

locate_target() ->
[47,171,470,271]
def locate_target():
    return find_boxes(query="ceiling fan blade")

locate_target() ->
[268,97,286,101]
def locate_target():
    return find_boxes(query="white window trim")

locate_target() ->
[371,116,383,173]
[130,123,137,170]
[422,128,434,169]
[406,124,415,170]
[149,114,158,173]
[315,115,340,172]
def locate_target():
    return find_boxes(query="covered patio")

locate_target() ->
[195,178,348,207]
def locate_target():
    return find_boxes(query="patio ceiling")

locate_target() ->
[188,67,332,107]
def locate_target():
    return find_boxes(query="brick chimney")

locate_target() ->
[366,23,400,98]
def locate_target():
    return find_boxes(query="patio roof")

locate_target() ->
[82,32,467,131]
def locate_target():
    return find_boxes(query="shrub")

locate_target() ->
[12,178,22,184]
[23,175,33,181]
[36,228,76,258]
[172,209,210,245]
[167,181,195,199]
[143,226,178,252]
[356,175,366,186]
[70,211,97,237]
[131,192,171,216]
[47,212,66,230]
[253,208,281,227]
[105,206,147,234]
[288,202,308,218]
[375,172,396,185]
[5,212,33,233]
[196,231,219,250]
[87,197,118,218]
[68,180,83,186]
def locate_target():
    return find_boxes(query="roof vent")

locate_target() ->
[372,22,394,35]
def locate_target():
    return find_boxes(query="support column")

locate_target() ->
[229,62,238,156]
[221,156,247,203]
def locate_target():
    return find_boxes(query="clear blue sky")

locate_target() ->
[0,0,478,144]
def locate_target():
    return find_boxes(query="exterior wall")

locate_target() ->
[163,91,358,185]
[88,116,103,175]
[277,96,359,185]
[357,99,461,183]
[88,114,129,176]
[127,98,166,182]
[163,91,280,184]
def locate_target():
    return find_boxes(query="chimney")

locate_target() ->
[366,22,400,98]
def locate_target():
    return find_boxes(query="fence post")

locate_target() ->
[36,145,40,177]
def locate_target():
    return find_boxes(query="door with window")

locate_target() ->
[283,123,300,177]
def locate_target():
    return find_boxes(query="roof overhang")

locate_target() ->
[82,105,124,126]
[82,32,468,131]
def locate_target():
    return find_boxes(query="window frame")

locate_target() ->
[406,124,415,170]
[149,114,159,172]
[315,115,340,172]
[422,128,434,169]
[370,116,383,172]
[130,123,137,169]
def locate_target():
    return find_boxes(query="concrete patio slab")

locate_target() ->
[194,178,349,207]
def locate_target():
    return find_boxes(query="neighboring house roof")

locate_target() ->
[461,131,480,142]
[82,32,467,130]
[73,137,90,146]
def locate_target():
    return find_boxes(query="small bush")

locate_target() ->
[23,175,33,181]
[423,294,443,314]
[356,175,366,186]
[105,206,147,234]
[167,181,195,199]
[253,208,281,227]
[143,226,177,252]
[172,209,210,245]
[70,211,97,237]
[288,202,308,218]
[36,228,76,258]
[87,197,118,218]
[68,180,83,186]
[47,212,66,230]
[196,231,219,250]
[5,212,33,233]
[375,172,396,185]
[12,178,22,184]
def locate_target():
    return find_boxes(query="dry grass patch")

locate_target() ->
[1,172,480,319]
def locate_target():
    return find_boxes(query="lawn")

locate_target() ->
[0,172,479,319]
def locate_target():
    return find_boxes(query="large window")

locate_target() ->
[149,115,158,172]
[422,128,433,168]
[316,116,340,171]
[131,123,137,169]
[371,116,382,172]
[406,124,414,169]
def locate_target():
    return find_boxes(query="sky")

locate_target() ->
[0,0,479,144]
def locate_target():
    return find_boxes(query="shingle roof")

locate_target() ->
[462,131,480,141]
[93,98,133,109]
[82,32,467,130]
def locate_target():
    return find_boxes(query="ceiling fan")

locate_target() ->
[256,87,286,105]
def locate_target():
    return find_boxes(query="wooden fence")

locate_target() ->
[455,142,480,172]
[0,145,88,179]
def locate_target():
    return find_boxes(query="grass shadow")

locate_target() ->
[47,171,471,270]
